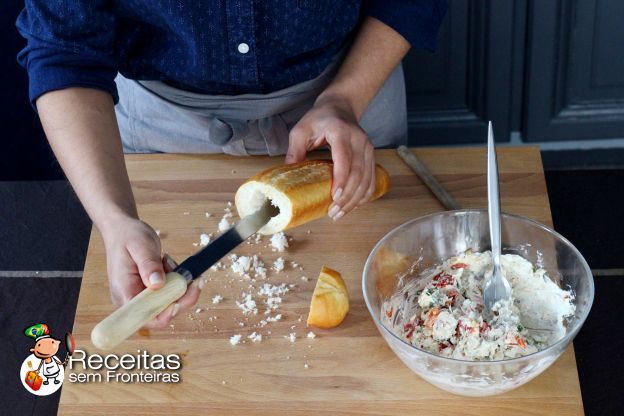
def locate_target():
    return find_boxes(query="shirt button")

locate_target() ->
[237,43,250,54]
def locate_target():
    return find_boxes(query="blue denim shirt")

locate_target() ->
[16,0,447,105]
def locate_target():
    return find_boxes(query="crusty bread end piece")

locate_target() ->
[307,265,349,329]
[235,160,390,235]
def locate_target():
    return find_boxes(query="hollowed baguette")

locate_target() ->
[235,160,391,235]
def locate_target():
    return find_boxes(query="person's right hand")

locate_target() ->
[101,216,202,328]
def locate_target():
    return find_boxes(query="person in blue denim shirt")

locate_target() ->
[17,1,446,324]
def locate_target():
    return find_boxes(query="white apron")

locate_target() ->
[115,51,407,155]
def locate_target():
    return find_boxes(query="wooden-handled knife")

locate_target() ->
[91,200,279,350]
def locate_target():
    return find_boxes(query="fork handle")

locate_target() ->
[487,121,502,270]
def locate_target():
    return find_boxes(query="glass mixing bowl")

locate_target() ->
[362,209,594,396]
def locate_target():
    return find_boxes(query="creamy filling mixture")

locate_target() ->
[382,251,575,361]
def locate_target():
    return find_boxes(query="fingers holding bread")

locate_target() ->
[326,131,373,220]
[334,139,375,217]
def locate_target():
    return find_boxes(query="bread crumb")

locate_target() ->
[183,211,190,215]
[266,296,282,310]
[200,233,212,246]
[248,332,262,343]
[266,314,282,322]
[258,283,290,312]
[212,295,223,304]
[155,229,161,236]
[236,293,258,315]
[229,334,242,346]
[273,257,284,272]
[270,232,289,252]
[222,380,226,385]
[307,331,316,339]
[252,255,267,279]
[258,283,290,297]
[231,255,252,276]
[286,333,296,343]
[195,308,203,314]
[205,212,212,218]
[301,276,309,282]
[218,217,231,232]
[304,363,309,369]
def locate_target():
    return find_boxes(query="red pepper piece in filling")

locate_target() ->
[432,274,454,288]
[451,263,469,270]
[425,308,442,329]
[516,336,526,349]
[403,323,416,339]
[386,307,393,318]
[445,290,460,306]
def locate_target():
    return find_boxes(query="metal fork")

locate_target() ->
[483,121,512,316]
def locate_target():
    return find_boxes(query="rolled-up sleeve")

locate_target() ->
[16,0,118,107]
[362,0,448,51]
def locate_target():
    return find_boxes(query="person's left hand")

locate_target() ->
[285,94,376,221]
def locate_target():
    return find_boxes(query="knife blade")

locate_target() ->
[175,200,280,281]
[91,200,279,350]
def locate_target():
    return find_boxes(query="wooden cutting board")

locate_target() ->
[59,147,584,415]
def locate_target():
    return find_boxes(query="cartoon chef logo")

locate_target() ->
[20,324,74,396]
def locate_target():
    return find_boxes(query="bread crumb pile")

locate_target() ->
[166,200,319,365]
[270,232,289,252]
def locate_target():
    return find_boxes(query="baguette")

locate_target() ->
[235,160,391,235]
